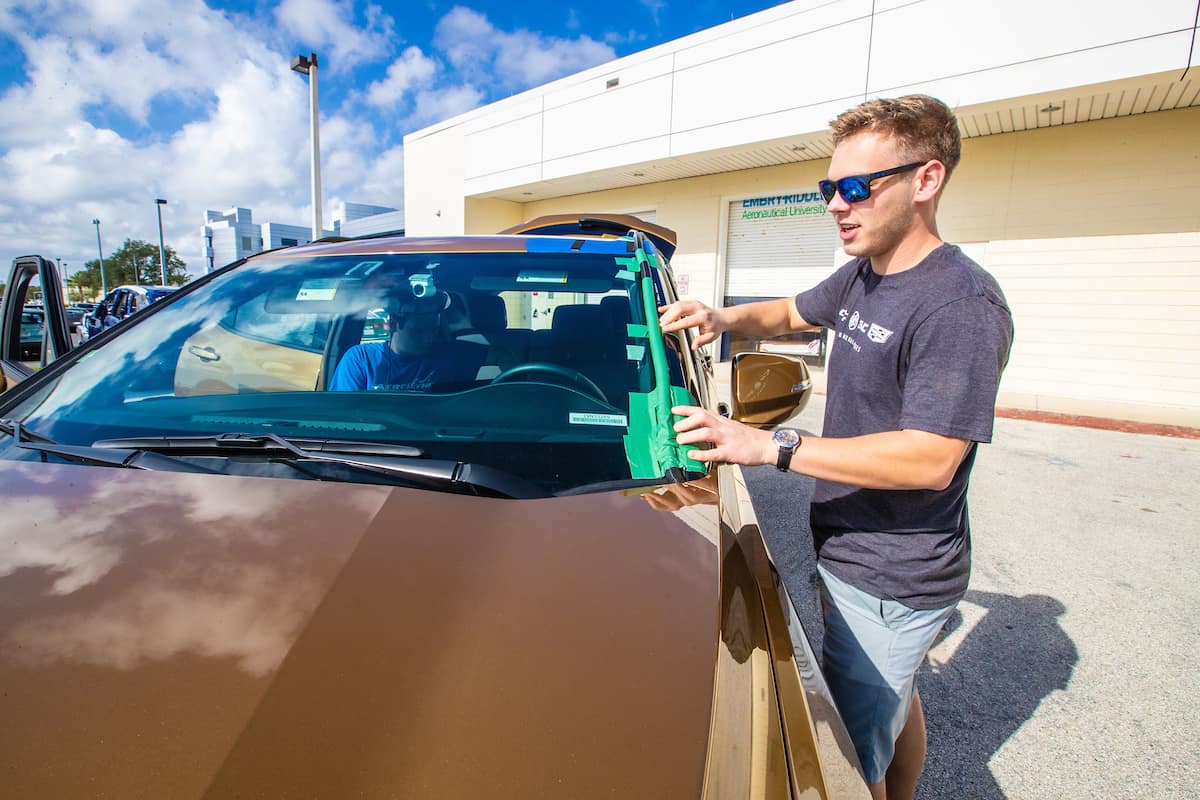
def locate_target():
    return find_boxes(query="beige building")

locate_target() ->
[404,0,1200,426]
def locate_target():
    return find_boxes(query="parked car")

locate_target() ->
[0,219,863,798]
[19,310,42,359]
[65,302,96,332]
[80,284,178,340]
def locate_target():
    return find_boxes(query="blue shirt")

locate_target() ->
[329,342,485,392]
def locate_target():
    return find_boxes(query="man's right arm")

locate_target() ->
[659,296,817,350]
[328,346,368,391]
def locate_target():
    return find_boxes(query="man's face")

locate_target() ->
[389,307,441,355]
[825,131,918,260]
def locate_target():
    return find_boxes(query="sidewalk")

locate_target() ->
[742,390,1200,799]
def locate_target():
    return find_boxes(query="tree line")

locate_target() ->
[66,239,189,300]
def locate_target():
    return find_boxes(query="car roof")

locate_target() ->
[499,214,677,260]
[260,214,677,262]
[254,234,642,263]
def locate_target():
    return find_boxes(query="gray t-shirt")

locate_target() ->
[794,244,1013,609]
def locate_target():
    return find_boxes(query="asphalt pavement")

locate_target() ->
[739,391,1200,800]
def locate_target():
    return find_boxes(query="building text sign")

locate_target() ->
[741,193,827,220]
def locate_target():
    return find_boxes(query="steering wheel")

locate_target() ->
[490,362,608,403]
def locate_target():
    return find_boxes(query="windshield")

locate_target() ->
[2,243,703,494]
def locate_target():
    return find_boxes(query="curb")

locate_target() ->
[995,408,1200,440]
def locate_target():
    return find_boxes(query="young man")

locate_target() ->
[660,95,1013,800]
[329,292,482,392]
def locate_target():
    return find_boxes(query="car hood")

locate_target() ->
[0,461,720,798]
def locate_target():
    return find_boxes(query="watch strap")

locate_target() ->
[775,430,800,471]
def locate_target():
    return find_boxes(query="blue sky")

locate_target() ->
[0,0,786,280]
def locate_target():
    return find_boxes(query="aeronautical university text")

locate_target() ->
[741,193,827,220]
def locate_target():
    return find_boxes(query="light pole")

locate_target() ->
[155,198,168,285]
[291,53,323,241]
[92,219,108,297]
[56,259,71,303]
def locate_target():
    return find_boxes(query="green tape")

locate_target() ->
[618,243,701,479]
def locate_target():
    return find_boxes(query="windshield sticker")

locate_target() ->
[569,411,628,427]
[614,269,636,282]
[295,279,339,301]
[627,323,649,338]
[516,270,568,284]
[626,344,645,360]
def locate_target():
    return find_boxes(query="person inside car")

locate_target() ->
[329,290,484,392]
[85,301,118,338]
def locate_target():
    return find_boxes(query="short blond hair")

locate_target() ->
[830,95,962,180]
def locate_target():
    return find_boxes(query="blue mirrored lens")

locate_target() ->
[839,177,870,202]
[820,176,872,203]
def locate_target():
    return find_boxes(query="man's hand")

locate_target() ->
[672,405,774,467]
[659,299,724,350]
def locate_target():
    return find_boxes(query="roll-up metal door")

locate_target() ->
[724,193,838,297]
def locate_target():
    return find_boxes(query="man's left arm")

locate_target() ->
[671,411,968,490]
[674,295,1012,490]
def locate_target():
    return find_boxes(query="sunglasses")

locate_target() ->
[818,161,925,204]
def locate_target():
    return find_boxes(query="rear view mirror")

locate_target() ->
[730,352,812,428]
[262,278,368,314]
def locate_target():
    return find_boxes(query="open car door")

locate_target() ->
[1,256,73,394]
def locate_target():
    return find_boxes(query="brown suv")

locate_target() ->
[0,217,865,798]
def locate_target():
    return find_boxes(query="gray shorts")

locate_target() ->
[817,564,956,784]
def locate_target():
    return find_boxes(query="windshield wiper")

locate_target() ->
[1,419,220,473]
[92,433,425,458]
[0,418,57,445]
[92,433,545,498]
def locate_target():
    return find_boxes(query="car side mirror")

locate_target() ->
[729,351,812,428]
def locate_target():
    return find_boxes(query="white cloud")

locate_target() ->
[435,6,616,91]
[410,85,486,129]
[365,47,439,108]
[169,61,311,200]
[494,30,614,87]
[274,0,394,71]
[639,0,667,27]
[0,1,365,275]
[0,1,625,279]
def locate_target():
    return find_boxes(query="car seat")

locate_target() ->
[545,304,634,405]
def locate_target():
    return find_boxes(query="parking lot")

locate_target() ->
[742,391,1200,799]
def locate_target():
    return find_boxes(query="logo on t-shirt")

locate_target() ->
[839,308,894,347]
[867,323,893,343]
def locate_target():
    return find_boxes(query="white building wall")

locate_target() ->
[470,108,1200,426]
[261,222,317,250]
[404,0,1198,200]
[402,0,1200,425]
[338,210,405,237]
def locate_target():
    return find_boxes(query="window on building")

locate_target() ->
[241,236,252,251]
[281,237,298,247]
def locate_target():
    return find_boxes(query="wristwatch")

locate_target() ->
[772,428,801,471]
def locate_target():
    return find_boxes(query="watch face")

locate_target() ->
[773,428,800,447]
